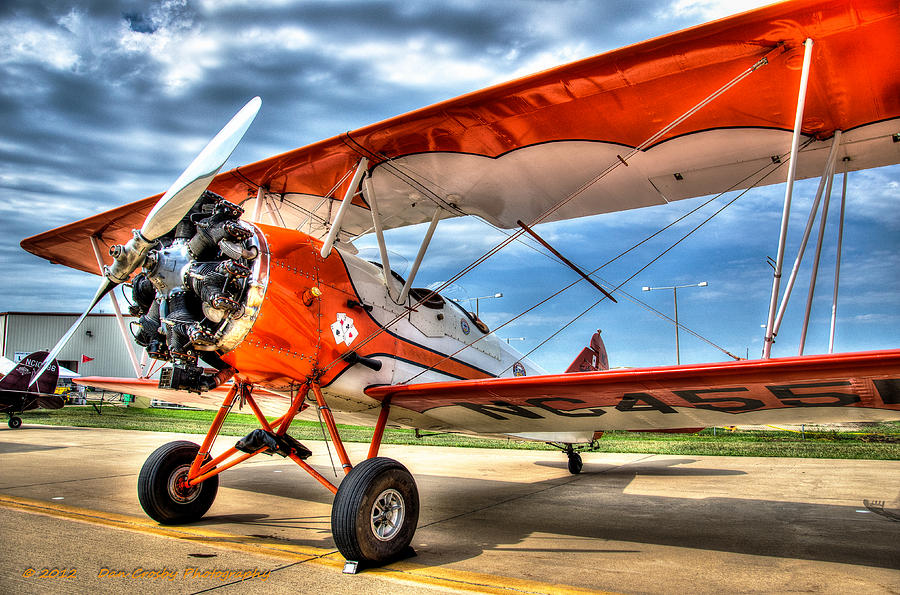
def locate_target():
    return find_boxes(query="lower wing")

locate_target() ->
[366,350,900,434]
[74,377,290,416]
[75,350,900,437]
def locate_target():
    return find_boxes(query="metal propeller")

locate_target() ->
[30,97,262,386]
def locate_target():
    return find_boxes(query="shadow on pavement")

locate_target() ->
[216,455,898,570]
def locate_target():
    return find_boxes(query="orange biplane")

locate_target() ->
[20,0,900,565]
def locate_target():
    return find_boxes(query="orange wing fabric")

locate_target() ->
[366,349,900,432]
[22,0,900,274]
[74,377,290,416]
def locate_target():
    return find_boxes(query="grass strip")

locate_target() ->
[15,406,900,460]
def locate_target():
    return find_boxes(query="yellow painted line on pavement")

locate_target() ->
[0,493,615,595]
[0,493,326,561]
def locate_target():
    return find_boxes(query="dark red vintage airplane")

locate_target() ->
[0,352,62,429]
[19,0,900,565]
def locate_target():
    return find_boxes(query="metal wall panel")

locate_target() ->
[0,312,144,378]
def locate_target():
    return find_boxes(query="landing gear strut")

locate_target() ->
[8,415,22,429]
[136,382,413,566]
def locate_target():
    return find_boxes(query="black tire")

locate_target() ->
[567,452,583,475]
[332,457,419,563]
[138,440,218,524]
[8,416,22,429]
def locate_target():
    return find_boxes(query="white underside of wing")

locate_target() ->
[405,402,900,438]
[247,119,899,238]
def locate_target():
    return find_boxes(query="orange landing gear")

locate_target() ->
[136,382,417,565]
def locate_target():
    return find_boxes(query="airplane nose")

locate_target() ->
[125,194,269,391]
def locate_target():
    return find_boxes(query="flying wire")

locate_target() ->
[318,45,783,377]
[499,148,808,372]
[399,150,794,383]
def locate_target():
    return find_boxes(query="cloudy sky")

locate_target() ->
[2,0,898,371]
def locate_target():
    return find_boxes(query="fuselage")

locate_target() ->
[116,215,900,440]
[220,223,542,430]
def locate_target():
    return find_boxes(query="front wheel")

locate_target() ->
[138,440,218,524]
[331,457,419,564]
[8,416,22,429]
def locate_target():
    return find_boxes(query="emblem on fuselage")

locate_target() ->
[460,319,470,335]
[513,362,526,377]
[331,313,358,346]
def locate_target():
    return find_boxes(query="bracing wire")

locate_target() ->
[401,151,794,383]
[499,146,812,372]
[319,45,784,377]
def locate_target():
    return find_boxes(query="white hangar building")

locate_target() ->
[0,312,142,378]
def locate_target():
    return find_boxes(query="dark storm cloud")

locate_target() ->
[205,1,520,50]
[0,1,118,22]
[1,0,898,365]
[0,0,744,314]
[123,11,157,33]
[202,0,677,60]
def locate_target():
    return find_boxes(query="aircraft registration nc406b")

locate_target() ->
[19,0,900,565]
[1,352,63,429]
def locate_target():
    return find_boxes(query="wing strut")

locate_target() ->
[828,169,848,353]
[251,186,265,222]
[799,134,841,355]
[363,175,397,302]
[398,208,442,304]
[770,128,842,341]
[763,38,813,358]
[263,193,283,226]
[321,157,368,258]
[89,236,143,378]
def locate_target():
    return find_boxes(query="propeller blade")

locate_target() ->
[32,98,262,386]
[29,279,116,387]
[140,96,262,241]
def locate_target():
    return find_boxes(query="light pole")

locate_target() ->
[451,293,503,317]
[642,282,708,364]
[453,293,503,317]
[475,293,502,317]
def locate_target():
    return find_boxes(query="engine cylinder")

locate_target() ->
[128,192,268,385]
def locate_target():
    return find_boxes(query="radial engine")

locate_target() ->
[124,191,266,392]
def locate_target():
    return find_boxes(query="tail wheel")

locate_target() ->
[332,457,419,563]
[8,416,22,429]
[567,451,583,475]
[138,440,218,524]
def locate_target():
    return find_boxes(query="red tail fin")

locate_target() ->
[566,330,609,373]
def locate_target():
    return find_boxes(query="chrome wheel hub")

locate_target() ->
[370,488,405,541]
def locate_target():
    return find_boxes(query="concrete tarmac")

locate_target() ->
[0,424,898,594]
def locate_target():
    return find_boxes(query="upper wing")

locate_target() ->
[366,349,900,433]
[22,0,900,274]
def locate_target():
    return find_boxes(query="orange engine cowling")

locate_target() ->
[220,223,360,390]
[127,192,365,394]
